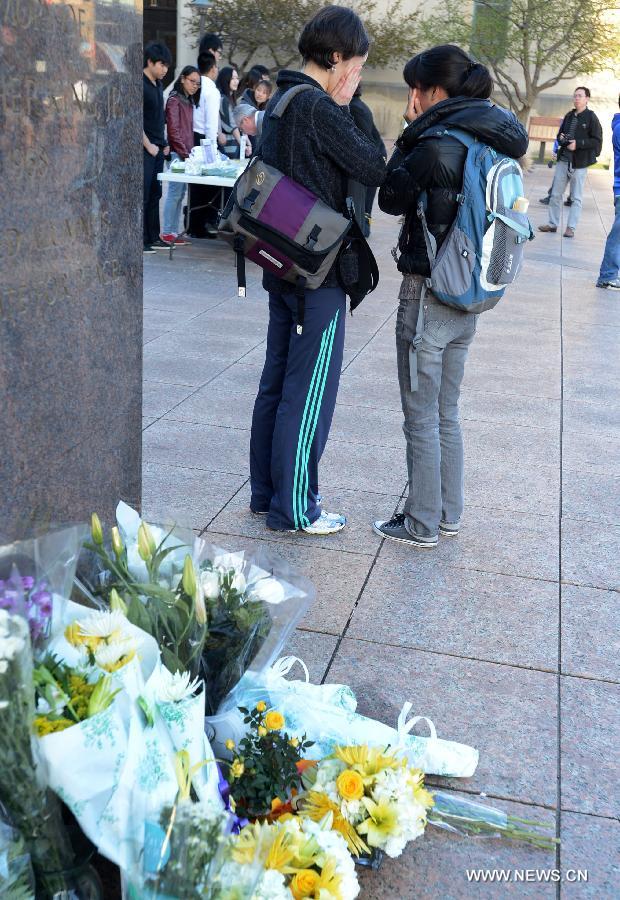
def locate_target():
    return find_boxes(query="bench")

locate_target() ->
[528,116,562,162]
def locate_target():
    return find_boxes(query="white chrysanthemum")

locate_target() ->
[248,577,286,605]
[152,667,201,703]
[200,570,221,600]
[252,869,290,900]
[94,636,139,671]
[78,609,129,639]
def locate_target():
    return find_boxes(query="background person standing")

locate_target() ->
[161,66,201,245]
[538,87,602,238]
[143,41,171,253]
[596,93,620,291]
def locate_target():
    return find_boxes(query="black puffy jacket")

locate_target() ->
[379,97,528,277]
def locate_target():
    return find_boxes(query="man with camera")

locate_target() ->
[539,87,602,238]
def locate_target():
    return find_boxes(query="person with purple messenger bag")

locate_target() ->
[236,6,385,535]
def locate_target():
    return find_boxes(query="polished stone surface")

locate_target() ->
[142,167,620,895]
[1,0,142,536]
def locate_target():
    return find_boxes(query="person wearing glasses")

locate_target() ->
[161,66,201,246]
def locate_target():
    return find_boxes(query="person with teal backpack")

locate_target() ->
[373,45,530,548]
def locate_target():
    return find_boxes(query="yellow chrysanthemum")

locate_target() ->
[301,791,368,857]
[64,622,84,647]
[264,710,285,731]
[357,797,399,848]
[336,768,364,801]
[265,829,298,874]
[290,868,320,899]
[34,716,75,737]
[334,745,399,779]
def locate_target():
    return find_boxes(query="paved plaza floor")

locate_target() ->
[142,165,619,897]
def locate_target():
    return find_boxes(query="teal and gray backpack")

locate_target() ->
[416,125,533,312]
[404,125,533,390]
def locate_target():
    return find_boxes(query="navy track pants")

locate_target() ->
[250,285,346,531]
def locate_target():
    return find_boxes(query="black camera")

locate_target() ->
[557,134,571,148]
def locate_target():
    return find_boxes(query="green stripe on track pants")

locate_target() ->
[250,285,346,531]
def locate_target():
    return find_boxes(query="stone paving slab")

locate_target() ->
[142,166,620,897]
[560,812,620,898]
[326,638,558,807]
[561,584,620,681]
[347,561,559,670]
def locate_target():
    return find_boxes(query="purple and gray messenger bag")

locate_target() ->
[218,84,371,334]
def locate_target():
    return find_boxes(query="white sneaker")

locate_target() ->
[301,510,346,535]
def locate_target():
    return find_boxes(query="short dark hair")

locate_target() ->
[575,86,591,98]
[298,5,370,71]
[197,51,217,75]
[143,41,172,68]
[404,44,492,101]
[198,32,223,55]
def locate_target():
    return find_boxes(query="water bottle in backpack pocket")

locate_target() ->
[417,126,534,314]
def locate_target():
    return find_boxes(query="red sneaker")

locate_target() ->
[161,233,189,246]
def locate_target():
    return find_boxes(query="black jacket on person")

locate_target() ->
[378,97,528,278]
[556,107,603,169]
[260,69,386,290]
[349,95,386,158]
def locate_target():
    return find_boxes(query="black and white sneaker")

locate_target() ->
[439,520,460,537]
[372,513,438,548]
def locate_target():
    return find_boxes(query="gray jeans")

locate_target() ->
[549,160,587,230]
[396,280,477,537]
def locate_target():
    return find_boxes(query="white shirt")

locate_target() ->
[194,75,220,141]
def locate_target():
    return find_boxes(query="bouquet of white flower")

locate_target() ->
[300,744,433,861]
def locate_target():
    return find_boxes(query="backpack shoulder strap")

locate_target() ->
[270,83,317,119]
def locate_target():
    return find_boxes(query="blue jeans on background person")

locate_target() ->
[396,285,477,538]
[549,160,587,230]
[598,195,620,281]
[162,153,187,236]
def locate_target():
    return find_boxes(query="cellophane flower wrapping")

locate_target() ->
[77,503,207,678]
[0,609,77,896]
[35,602,222,870]
[196,544,315,716]
[213,668,478,778]
[0,525,86,657]
[123,798,262,900]
[0,805,36,900]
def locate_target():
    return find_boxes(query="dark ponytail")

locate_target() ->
[403,44,492,100]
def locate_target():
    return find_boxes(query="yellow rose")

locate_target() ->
[225,739,236,751]
[264,710,285,731]
[255,700,267,713]
[257,726,267,737]
[290,869,320,899]
[230,760,245,779]
[336,769,364,802]
[289,737,299,748]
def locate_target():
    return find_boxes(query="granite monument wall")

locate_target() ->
[0,0,143,538]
